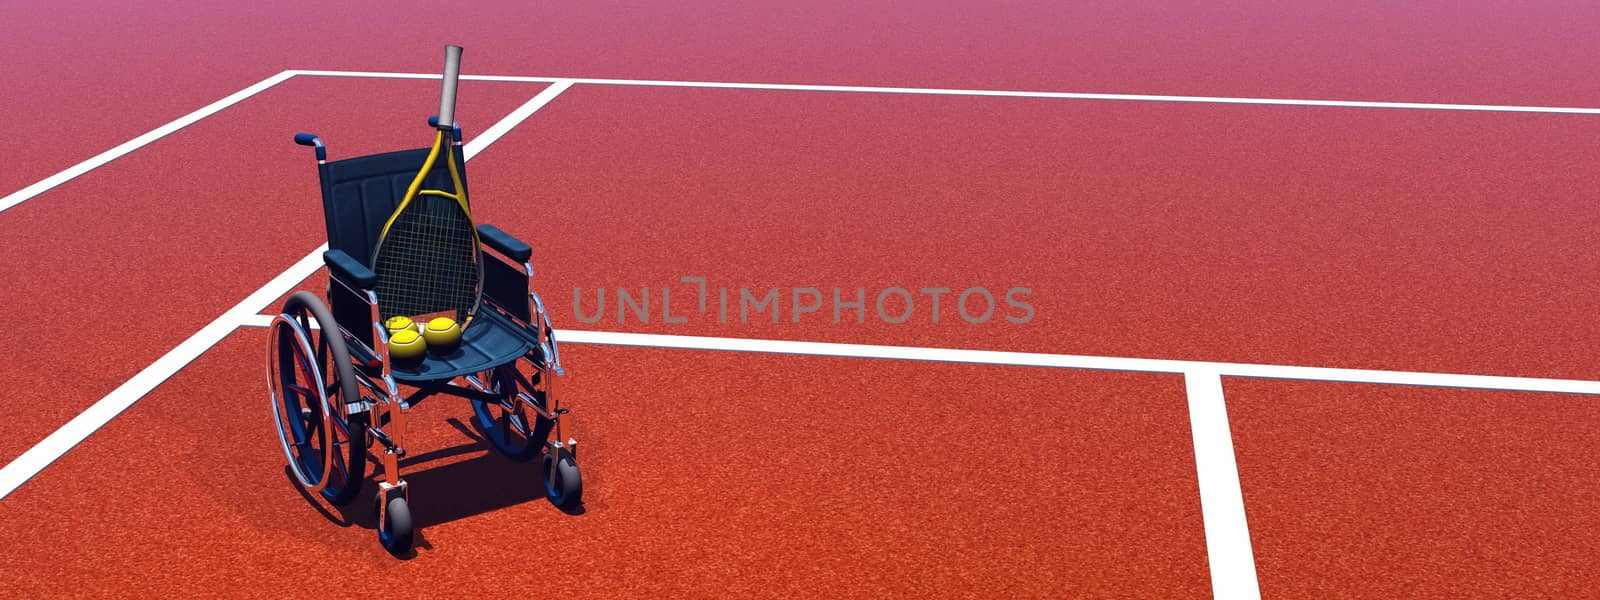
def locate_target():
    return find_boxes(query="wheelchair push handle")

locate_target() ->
[427,116,464,143]
[293,133,327,161]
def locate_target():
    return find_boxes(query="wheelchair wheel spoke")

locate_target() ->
[330,412,352,437]
[470,362,545,460]
[328,414,348,446]
[316,335,331,369]
[508,412,529,437]
[293,355,319,397]
[330,444,347,477]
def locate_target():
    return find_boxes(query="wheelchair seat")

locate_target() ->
[313,134,544,385]
[349,308,537,383]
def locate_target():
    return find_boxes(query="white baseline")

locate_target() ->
[293,69,1600,115]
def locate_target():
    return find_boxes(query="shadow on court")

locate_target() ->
[285,416,577,555]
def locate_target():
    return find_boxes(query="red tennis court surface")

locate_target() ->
[3,54,1600,598]
[463,82,1600,379]
[1229,379,1600,597]
[12,1,1600,198]
[0,335,1208,597]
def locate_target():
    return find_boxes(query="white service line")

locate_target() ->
[558,331,1600,394]
[0,85,575,502]
[1185,369,1261,600]
[0,71,298,214]
[290,69,1600,115]
[226,323,1600,396]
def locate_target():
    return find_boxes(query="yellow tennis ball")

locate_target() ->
[385,316,416,335]
[387,328,427,360]
[423,317,462,351]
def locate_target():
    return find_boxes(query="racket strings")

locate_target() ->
[374,194,479,324]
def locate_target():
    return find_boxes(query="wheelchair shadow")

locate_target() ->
[288,417,578,556]
[388,418,560,526]
[433,417,586,517]
[282,466,435,559]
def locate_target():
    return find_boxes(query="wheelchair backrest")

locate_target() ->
[318,145,472,265]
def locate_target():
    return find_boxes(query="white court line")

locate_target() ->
[0,248,324,501]
[292,69,1600,115]
[228,320,1600,396]
[1185,369,1260,600]
[0,71,298,214]
[557,332,1600,394]
[464,80,574,160]
[0,83,577,502]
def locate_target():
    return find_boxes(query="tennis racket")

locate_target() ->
[371,45,482,327]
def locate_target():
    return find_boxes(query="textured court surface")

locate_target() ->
[4,3,1599,598]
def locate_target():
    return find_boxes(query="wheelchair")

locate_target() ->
[267,117,581,554]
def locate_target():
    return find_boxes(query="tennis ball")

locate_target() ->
[423,317,462,352]
[387,328,427,361]
[385,316,417,336]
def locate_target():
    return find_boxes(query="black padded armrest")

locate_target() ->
[324,249,376,288]
[477,224,531,262]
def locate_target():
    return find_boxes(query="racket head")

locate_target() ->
[370,44,480,329]
[371,190,482,325]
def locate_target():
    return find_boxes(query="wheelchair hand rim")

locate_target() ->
[267,313,336,494]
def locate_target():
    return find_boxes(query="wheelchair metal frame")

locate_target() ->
[273,119,580,554]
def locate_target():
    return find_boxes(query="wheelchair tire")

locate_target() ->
[376,495,413,555]
[269,291,367,506]
[542,447,582,509]
[470,366,546,461]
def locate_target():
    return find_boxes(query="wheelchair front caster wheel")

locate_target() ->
[376,495,413,554]
[542,448,582,509]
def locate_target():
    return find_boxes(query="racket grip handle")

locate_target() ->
[437,45,463,130]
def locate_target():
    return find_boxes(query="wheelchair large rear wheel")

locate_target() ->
[470,365,549,461]
[268,291,368,505]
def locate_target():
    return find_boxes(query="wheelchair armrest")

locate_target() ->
[477,224,531,262]
[324,249,376,288]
